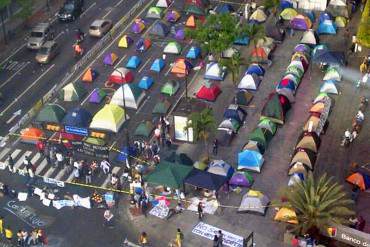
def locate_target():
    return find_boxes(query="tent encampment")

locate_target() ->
[327,0,349,18]
[89,88,107,104]
[318,20,337,35]
[111,84,145,109]
[295,131,320,152]
[229,171,253,187]
[126,56,141,69]
[166,10,181,23]
[89,104,127,133]
[238,150,264,173]
[257,118,277,135]
[246,64,265,76]
[184,168,227,191]
[150,58,165,72]
[118,35,133,48]
[171,58,193,75]
[36,104,65,123]
[238,190,270,215]
[109,67,134,84]
[138,76,154,90]
[290,14,312,30]
[323,67,341,81]
[131,19,145,33]
[320,80,339,94]
[280,8,298,20]
[60,82,86,102]
[223,104,246,123]
[261,93,287,125]
[238,73,261,90]
[62,107,92,128]
[204,62,226,80]
[300,30,319,46]
[164,41,182,54]
[146,6,163,19]
[161,80,179,96]
[207,160,234,177]
[195,80,221,102]
[149,21,169,37]
[82,68,98,82]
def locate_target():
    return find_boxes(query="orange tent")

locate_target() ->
[251,47,268,59]
[346,173,368,191]
[21,127,44,144]
[309,102,325,114]
[186,15,196,28]
[171,58,193,75]
[82,68,98,82]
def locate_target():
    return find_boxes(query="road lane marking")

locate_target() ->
[80,89,95,106]
[0,147,11,160]
[0,62,30,90]
[165,63,173,76]
[0,44,26,67]
[14,151,32,170]
[36,159,48,175]
[115,0,125,7]
[80,2,96,17]
[0,64,55,116]
[114,54,127,68]
[55,167,68,180]
[137,95,150,113]
[30,153,42,164]
[102,166,120,188]
[138,55,153,73]
[10,149,22,160]
[44,167,56,178]
[54,31,65,40]
[102,9,113,19]
[66,170,75,182]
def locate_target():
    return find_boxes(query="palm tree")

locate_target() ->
[185,108,216,159]
[220,52,247,85]
[279,173,354,237]
[264,0,280,16]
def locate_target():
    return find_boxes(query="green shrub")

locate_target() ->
[357,0,370,48]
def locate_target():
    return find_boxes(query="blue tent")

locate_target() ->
[246,64,265,76]
[304,10,315,23]
[318,20,337,35]
[238,150,264,173]
[138,76,154,90]
[126,56,141,69]
[215,4,234,14]
[312,44,329,59]
[62,107,92,128]
[280,0,293,10]
[186,46,201,59]
[150,58,165,72]
[277,79,296,91]
[223,104,247,123]
[319,12,332,23]
[234,36,249,46]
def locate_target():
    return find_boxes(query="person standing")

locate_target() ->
[49,146,56,166]
[197,202,204,221]
[55,151,64,168]
[154,126,161,145]
[85,166,92,184]
[139,232,148,246]
[4,225,13,243]
[213,234,219,247]
[7,154,14,173]
[36,140,45,155]
[212,139,218,155]
[217,230,224,247]
[175,228,184,247]
[103,210,114,228]
[140,196,148,217]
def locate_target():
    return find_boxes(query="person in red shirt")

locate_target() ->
[36,140,45,155]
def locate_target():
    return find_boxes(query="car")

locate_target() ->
[27,23,53,50]
[35,41,59,64]
[89,19,113,38]
[57,0,84,22]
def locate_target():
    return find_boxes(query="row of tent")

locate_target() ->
[280,0,349,18]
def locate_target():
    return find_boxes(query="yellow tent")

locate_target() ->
[250,8,267,23]
[118,35,133,48]
[296,136,318,153]
[280,8,298,21]
[89,104,128,133]
[274,208,298,224]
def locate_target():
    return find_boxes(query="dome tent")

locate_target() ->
[218,118,240,133]
[118,35,133,48]
[207,160,234,177]
[156,0,171,8]
[195,80,221,102]
[89,88,106,104]
[59,82,86,102]
[238,190,270,215]
[204,62,226,81]
[229,171,253,187]
[335,16,347,27]
[290,14,312,30]
[152,100,171,115]
[161,80,179,96]
[323,67,341,81]
[146,6,163,19]
[300,30,319,46]
[238,73,261,90]
[320,80,339,94]
[295,131,320,153]
[149,21,169,37]
[186,46,201,59]
[235,90,253,106]
[166,10,181,23]
[103,52,118,65]
[82,68,98,82]
[138,76,154,90]
[257,117,277,135]
[134,121,154,138]
[246,64,265,76]
[280,8,298,20]
[136,38,151,52]
[36,104,65,123]
[249,8,267,24]
[62,107,92,128]
[150,58,165,72]
[126,56,141,69]
[131,19,145,33]
[318,20,337,35]
[89,104,127,133]
[238,150,264,173]
[223,104,247,123]
[109,67,134,84]
[163,41,182,54]
[111,84,145,110]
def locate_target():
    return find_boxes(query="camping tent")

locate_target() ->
[309,101,326,114]
[145,161,193,189]
[214,3,234,14]
[335,16,347,27]
[89,88,106,104]
[320,80,338,94]
[195,80,221,102]
[20,127,44,144]
[346,172,370,191]
[243,139,264,155]
[134,121,154,138]
[238,150,264,173]
[318,20,337,35]
[138,76,154,90]
[290,14,312,30]
[323,67,341,81]
[186,46,201,59]
[82,68,98,82]
[163,42,182,54]
[319,12,332,22]
[261,93,286,125]
[222,47,239,59]
[288,59,307,73]
[150,58,165,72]
[238,190,270,215]
[175,28,185,40]
[312,44,329,60]
[277,78,296,93]
[204,62,226,81]
[136,38,151,52]
[282,73,300,87]
[149,21,169,37]
[235,90,253,106]
[288,173,305,186]
[156,0,171,8]
[111,84,145,109]
[185,15,196,28]
[207,160,234,177]
[161,80,179,96]
[234,36,250,46]
[280,8,298,20]
[89,104,127,133]
[109,67,134,84]
[249,8,267,23]
[215,128,234,146]
[103,52,118,65]
[152,100,171,115]
[256,37,275,50]
[248,127,273,150]
[131,19,145,33]
[185,0,210,15]
[229,171,253,187]
[36,104,66,123]
[251,47,270,62]
[60,83,86,102]
[126,56,141,69]
[326,0,349,18]
[246,64,265,76]
[280,0,294,9]
[296,131,320,153]
[238,73,261,90]
[62,107,92,128]
[118,35,133,48]
[218,118,240,133]
[223,104,246,123]
[166,10,180,23]
[290,148,316,170]
[171,58,193,75]
[274,208,298,224]
[300,30,319,46]
[184,168,227,191]
[257,118,277,135]
[265,15,285,42]
[313,51,345,66]
[146,6,163,19]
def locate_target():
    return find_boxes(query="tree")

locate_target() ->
[0,0,11,43]
[185,108,216,159]
[263,0,280,15]
[245,24,265,49]
[279,173,354,237]
[220,52,247,84]
[15,0,34,22]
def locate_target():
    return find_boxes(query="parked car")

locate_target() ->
[89,19,113,38]
[35,41,59,64]
[27,23,53,50]
[57,0,84,21]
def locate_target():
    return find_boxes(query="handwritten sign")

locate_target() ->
[3,201,48,227]
[192,222,244,247]
[149,204,169,219]
[43,177,65,187]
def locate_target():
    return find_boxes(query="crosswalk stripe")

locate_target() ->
[102,167,121,188]
[14,151,32,170]
[43,167,56,178]
[0,147,11,160]
[55,167,68,181]
[66,170,75,183]
[36,159,48,175]
[30,153,42,165]
[10,149,22,160]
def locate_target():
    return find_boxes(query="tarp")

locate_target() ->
[320,80,338,94]
[196,80,221,102]
[238,73,261,90]
[150,58,165,72]
[300,30,319,46]
[118,35,133,48]
[109,67,134,84]
[186,46,201,59]
[136,38,151,52]
[249,8,267,23]
[62,107,92,128]
[290,148,316,170]
[82,68,98,82]
[346,172,370,191]
[207,160,234,177]
[318,20,337,35]
[319,12,332,22]
[238,190,270,215]
[323,67,341,81]
[223,104,246,123]
[152,100,171,115]
[185,15,196,28]
[184,168,227,191]
[60,83,86,102]
[145,161,193,189]
[290,14,312,30]
[280,8,298,20]
[238,150,264,173]
[163,41,182,54]
[131,19,145,33]
[334,16,347,27]
[161,80,179,96]
[261,93,286,125]
[166,10,181,23]
[138,76,154,90]
[229,171,253,187]
[246,64,265,76]
[111,84,145,109]
[146,6,163,19]
[89,88,106,104]
[257,117,277,135]
[171,58,193,75]
[204,62,226,81]
[274,208,298,224]
[156,0,171,8]
[149,21,169,37]
[248,127,273,149]
[126,56,141,69]
[89,104,127,133]
[103,52,118,65]
[214,3,234,14]
[235,90,253,106]
[20,127,44,143]
[134,121,154,138]
[296,131,320,153]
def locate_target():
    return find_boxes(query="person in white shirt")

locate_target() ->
[100,159,111,175]
[55,152,64,168]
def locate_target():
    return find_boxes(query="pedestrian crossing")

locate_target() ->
[0,148,126,189]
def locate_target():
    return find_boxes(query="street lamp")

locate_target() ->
[114,68,126,110]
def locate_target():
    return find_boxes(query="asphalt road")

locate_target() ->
[0,0,137,137]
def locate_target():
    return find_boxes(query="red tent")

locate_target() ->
[196,82,221,101]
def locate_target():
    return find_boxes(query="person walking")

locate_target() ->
[55,151,64,168]
[100,159,111,175]
[197,202,204,221]
[36,140,45,155]
[213,234,219,247]
[154,126,161,145]
[49,146,56,166]
[103,210,114,228]
[175,228,184,247]
[139,232,148,246]
[140,196,148,217]
[7,154,14,173]
[85,167,92,184]
[212,139,218,155]
[217,230,224,247]
[4,225,13,243]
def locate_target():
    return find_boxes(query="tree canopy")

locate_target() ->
[0,0,11,9]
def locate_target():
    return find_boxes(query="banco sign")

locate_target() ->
[327,225,370,247]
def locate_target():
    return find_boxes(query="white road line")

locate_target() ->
[50,16,58,24]
[165,63,173,76]
[30,152,42,164]
[55,167,68,180]
[54,31,64,40]
[10,149,22,160]
[137,95,150,113]
[102,9,113,19]
[114,54,127,68]
[102,167,120,188]
[14,151,32,170]
[0,64,55,116]
[80,2,96,17]
[35,159,48,175]
[6,114,19,125]
[0,44,26,67]
[80,90,95,106]
[115,0,125,7]
[43,167,56,178]
[66,171,75,182]
[138,56,153,73]
[0,62,30,90]
[0,147,11,160]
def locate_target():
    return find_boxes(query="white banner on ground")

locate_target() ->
[149,203,169,219]
[192,222,244,247]
[52,200,74,210]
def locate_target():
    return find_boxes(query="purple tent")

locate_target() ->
[229,172,253,187]
[294,44,311,54]
[89,88,106,103]
[290,15,311,30]
[166,11,180,23]
[175,29,185,40]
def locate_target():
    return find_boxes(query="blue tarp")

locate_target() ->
[237,150,264,173]
[246,64,265,76]
[184,168,227,191]
[138,76,154,89]
[150,58,165,72]
[186,46,201,59]
[234,36,250,46]
[62,107,92,128]
[126,56,141,69]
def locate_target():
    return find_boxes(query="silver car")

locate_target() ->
[35,41,59,64]
[27,23,52,50]
[89,19,112,38]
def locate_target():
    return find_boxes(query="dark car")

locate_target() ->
[57,0,84,21]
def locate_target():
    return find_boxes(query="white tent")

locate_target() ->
[110,84,145,109]
[298,0,327,11]
[222,47,239,58]
[288,60,305,73]
[204,62,227,81]
[328,0,346,7]
[238,73,261,90]
[156,0,171,8]
[300,30,318,45]
[327,0,349,17]
[320,81,338,94]
[323,67,341,81]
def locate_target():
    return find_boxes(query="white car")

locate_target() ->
[89,19,113,38]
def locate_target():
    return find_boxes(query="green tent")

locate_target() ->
[193,160,208,170]
[85,137,106,146]
[161,80,179,96]
[163,41,182,54]
[248,127,273,151]
[134,121,154,138]
[144,161,193,189]
[285,66,303,80]
[152,100,171,115]
[36,104,66,123]
[185,4,207,15]
[146,6,163,19]
[59,82,87,102]
[257,117,277,135]
[261,94,285,125]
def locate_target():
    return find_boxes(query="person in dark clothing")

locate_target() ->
[217,230,223,247]
[351,185,360,202]
[141,197,148,217]
[212,139,218,155]
[357,216,366,231]
[213,234,219,247]
[197,202,204,220]
[7,154,14,173]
